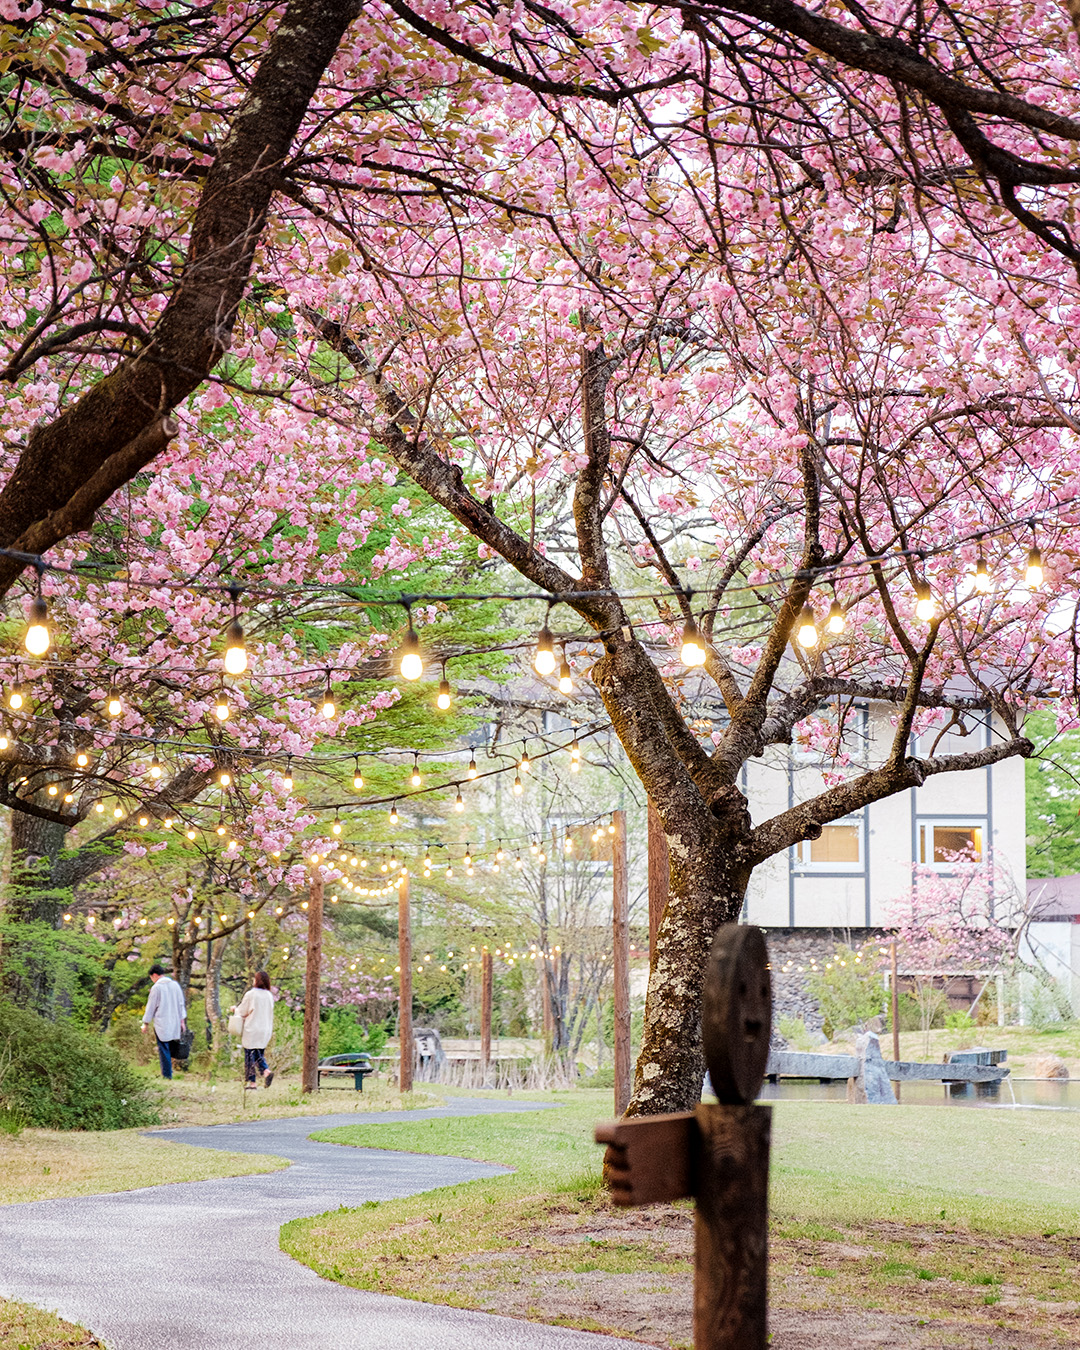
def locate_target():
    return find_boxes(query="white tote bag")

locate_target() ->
[227,1012,244,1037]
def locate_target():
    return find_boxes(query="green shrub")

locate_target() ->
[805,946,887,1038]
[583,1066,614,1089]
[884,990,930,1032]
[0,1002,159,1130]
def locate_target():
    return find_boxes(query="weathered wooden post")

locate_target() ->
[612,808,631,1116]
[596,924,773,1349]
[398,874,412,1095]
[301,870,324,1094]
[480,948,493,1083]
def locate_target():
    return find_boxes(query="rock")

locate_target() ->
[1033,1054,1070,1080]
[853,1031,898,1104]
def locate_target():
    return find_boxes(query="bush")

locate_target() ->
[0,1002,159,1130]
[805,946,887,1038]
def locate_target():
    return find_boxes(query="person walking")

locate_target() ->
[140,964,187,1080]
[234,971,275,1090]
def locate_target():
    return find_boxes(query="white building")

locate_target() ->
[743,707,1026,930]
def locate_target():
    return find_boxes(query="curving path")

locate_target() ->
[0,1097,626,1350]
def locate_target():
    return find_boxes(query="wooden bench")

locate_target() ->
[316,1053,374,1091]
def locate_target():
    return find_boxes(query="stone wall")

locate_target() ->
[763,928,881,1041]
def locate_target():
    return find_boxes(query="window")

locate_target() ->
[918,822,984,867]
[795,820,862,868]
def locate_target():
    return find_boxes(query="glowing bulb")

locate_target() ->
[467,753,477,780]
[149,753,163,780]
[681,616,706,667]
[163,817,173,829]
[513,773,523,796]
[533,625,556,676]
[216,824,226,837]
[106,689,121,717]
[219,770,231,787]
[0,736,9,751]
[224,618,247,675]
[397,624,423,680]
[1026,546,1043,590]
[282,760,293,792]
[76,751,88,768]
[24,596,49,656]
[437,678,452,710]
[974,553,991,593]
[390,803,399,825]
[47,783,58,796]
[112,806,123,819]
[915,583,936,623]
[520,748,530,773]
[95,802,105,814]
[332,819,342,835]
[215,693,229,722]
[7,688,22,712]
[445,865,453,878]
[410,756,422,788]
[796,605,818,648]
[138,815,148,828]
[454,788,464,812]
[826,601,845,635]
[353,760,364,790]
[321,695,336,720]
[558,659,573,695]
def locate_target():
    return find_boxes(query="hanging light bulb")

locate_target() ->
[186,827,196,840]
[106,687,122,718]
[974,547,991,593]
[353,757,364,790]
[796,604,818,648]
[282,757,293,793]
[0,734,10,751]
[24,594,50,656]
[454,787,464,812]
[826,600,846,635]
[515,853,523,868]
[410,753,422,788]
[495,843,504,861]
[214,688,229,722]
[332,817,342,836]
[915,582,936,622]
[389,802,400,825]
[513,772,523,796]
[680,615,706,667]
[464,845,472,867]
[397,609,423,681]
[445,864,453,878]
[76,751,89,768]
[558,654,573,695]
[530,841,539,855]
[467,752,477,780]
[520,744,530,773]
[533,622,557,676]
[321,669,336,719]
[424,849,432,869]
[149,749,163,781]
[437,675,452,710]
[1026,546,1044,590]
[219,769,231,787]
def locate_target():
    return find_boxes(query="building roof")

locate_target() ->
[1027,875,1080,921]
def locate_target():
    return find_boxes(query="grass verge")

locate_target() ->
[149,1071,438,1127]
[0,1297,105,1349]
[281,1096,1080,1349]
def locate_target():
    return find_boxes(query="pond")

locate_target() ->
[758,1077,1080,1109]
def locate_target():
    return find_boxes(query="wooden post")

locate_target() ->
[398,875,412,1095]
[480,949,493,1081]
[890,940,901,1062]
[613,807,631,1117]
[541,959,553,1045]
[301,870,324,1094]
[648,800,670,957]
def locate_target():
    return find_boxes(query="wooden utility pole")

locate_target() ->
[398,875,412,1095]
[480,949,493,1080]
[301,870,324,1094]
[613,807,631,1117]
[647,800,670,957]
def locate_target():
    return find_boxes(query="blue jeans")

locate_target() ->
[244,1047,268,1083]
[155,1036,173,1079]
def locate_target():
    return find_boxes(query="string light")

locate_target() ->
[915,582,936,622]
[223,587,248,675]
[558,654,573,695]
[76,751,89,768]
[680,613,706,667]
[410,753,422,788]
[796,605,818,648]
[437,669,452,710]
[1026,545,1044,590]
[389,802,400,825]
[149,748,163,780]
[106,687,122,717]
[533,616,557,676]
[520,744,531,773]
[353,756,363,790]
[218,769,231,787]
[24,584,49,656]
[454,786,464,812]
[321,669,336,719]
[974,543,991,593]
[513,772,523,796]
[826,600,846,635]
[467,752,477,780]
[214,687,229,721]
[570,736,580,772]
[332,817,342,835]
[397,607,424,681]
[282,756,293,792]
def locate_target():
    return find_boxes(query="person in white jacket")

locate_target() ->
[234,971,275,1090]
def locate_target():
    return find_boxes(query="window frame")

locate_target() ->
[793,814,865,872]
[917,818,986,871]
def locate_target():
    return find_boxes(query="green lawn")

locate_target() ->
[281,1094,1080,1348]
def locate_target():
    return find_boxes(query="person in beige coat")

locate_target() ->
[235,971,275,1090]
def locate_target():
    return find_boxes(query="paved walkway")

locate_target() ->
[0,1097,626,1350]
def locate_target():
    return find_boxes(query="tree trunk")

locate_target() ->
[7,809,69,925]
[204,934,227,1050]
[626,816,750,1116]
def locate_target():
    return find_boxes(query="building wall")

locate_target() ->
[743,708,1026,930]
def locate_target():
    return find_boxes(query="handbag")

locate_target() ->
[227,1012,244,1037]
[169,1029,195,1061]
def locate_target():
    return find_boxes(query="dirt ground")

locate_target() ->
[423,1201,1080,1349]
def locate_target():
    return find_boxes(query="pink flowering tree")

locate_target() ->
[4,1,1080,1109]
[886,860,1022,1053]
